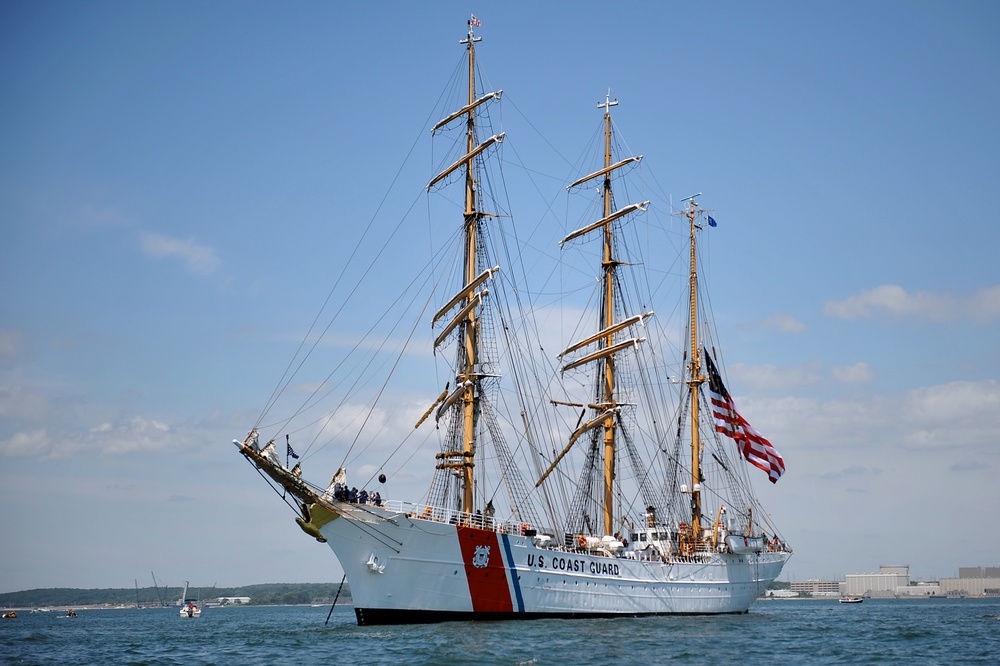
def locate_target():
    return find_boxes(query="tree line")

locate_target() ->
[0,582,350,608]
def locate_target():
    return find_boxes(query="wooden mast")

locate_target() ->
[682,195,711,539]
[552,94,647,535]
[599,92,618,537]
[458,20,481,514]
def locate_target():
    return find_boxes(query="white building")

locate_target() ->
[896,582,941,597]
[843,564,909,597]
[217,596,251,605]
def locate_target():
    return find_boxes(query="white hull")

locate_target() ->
[318,504,789,624]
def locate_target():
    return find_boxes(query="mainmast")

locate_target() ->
[548,94,647,537]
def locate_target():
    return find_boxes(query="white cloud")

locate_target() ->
[723,361,874,393]
[831,362,875,384]
[0,386,50,420]
[757,312,807,333]
[139,232,220,276]
[824,283,1000,322]
[819,464,868,480]
[969,284,1000,322]
[0,330,27,369]
[0,429,55,457]
[73,202,129,229]
[899,380,1000,450]
[949,460,989,472]
[757,379,1000,459]
[0,330,25,358]
[728,362,823,392]
[90,417,173,455]
[0,416,189,459]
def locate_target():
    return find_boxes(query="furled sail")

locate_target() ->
[566,155,642,190]
[432,265,500,326]
[561,337,644,372]
[433,290,487,349]
[431,91,502,134]
[560,201,649,246]
[559,312,653,358]
[426,133,504,190]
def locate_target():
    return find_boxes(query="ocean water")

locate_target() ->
[2,598,998,665]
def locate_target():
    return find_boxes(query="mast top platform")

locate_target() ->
[461,15,483,45]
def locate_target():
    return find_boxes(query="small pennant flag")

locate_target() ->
[470,15,482,27]
[707,215,717,227]
[286,440,299,460]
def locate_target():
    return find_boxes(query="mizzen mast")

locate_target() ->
[597,93,618,537]
[679,194,712,538]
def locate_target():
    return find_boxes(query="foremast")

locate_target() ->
[456,22,480,515]
[426,18,504,515]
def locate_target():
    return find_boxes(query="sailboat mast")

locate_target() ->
[684,197,705,537]
[599,94,618,536]
[458,23,482,514]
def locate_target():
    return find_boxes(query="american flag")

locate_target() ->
[703,349,785,483]
[470,15,482,27]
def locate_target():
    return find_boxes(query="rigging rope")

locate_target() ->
[254,69,454,436]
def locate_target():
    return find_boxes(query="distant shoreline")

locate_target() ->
[6,595,992,613]
[0,582,350,610]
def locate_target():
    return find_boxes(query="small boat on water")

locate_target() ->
[178,582,201,618]
[840,596,863,604]
[235,15,791,625]
[2,611,15,619]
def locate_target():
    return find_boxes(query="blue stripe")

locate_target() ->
[499,533,525,613]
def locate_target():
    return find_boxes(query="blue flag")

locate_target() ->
[287,443,299,460]
[707,215,717,227]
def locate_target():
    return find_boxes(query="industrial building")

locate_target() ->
[789,579,840,596]
[939,566,1000,597]
[842,565,911,598]
[840,564,1000,598]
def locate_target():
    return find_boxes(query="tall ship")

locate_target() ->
[236,17,791,625]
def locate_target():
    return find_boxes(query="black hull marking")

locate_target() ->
[353,607,748,626]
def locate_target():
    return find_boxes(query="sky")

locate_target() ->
[2,1,999,593]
